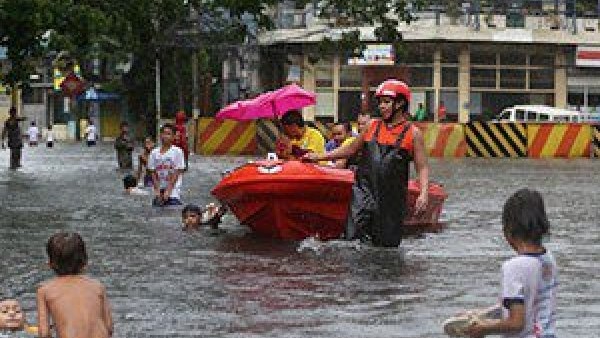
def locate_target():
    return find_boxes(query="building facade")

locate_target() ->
[257,1,600,123]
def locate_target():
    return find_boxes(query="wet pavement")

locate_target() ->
[1,143,599,337]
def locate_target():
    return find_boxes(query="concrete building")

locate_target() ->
[256,1,600,123]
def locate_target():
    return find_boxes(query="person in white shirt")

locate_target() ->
[85,121,97,146]
[27,121,39,146]
[462,189,557,338]
[148,123,185,206]
[46,125,54,148]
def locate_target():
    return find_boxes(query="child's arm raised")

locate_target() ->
[36,287,51,338]
[465,303,525,338]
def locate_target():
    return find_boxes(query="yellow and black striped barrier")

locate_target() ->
[256,119,279,154]
[593,125,600,158]
[465,122,527,158]
[196,118,256,155]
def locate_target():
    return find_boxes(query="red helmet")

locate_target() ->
[375,79,411,104]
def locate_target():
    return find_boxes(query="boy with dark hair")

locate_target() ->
[149,123,185,206]
[448,189,557,338]
[0,298,38,334]
[37,232,113,338]
[123,174,148,195]
[182,203,226,231]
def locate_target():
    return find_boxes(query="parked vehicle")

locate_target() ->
[495,105,597,123]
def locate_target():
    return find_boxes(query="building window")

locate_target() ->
[500,69,526,89]
[442,66,458,88]
[471,52,497,66]
[22,87,45,104]
[530,54,554,67]
[338,91,362,121]
[470,68,496,88]
[409,66,433,87]
[315,88,335,117]
[339,66,362,88]
[530,69,554,89]
[316,67,333,88]
[500,51,526,66]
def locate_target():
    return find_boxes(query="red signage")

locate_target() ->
[60,72,86,97]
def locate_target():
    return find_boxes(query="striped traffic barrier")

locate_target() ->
[415,123,466,158]
[527,123,591,158]
[196,118,256,155]
[593,125,600,158]
[465,122,527,158]
[256,119,279,154]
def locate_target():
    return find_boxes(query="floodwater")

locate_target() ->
[0,143,598,338]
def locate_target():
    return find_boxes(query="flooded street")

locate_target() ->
[1,143,599,338]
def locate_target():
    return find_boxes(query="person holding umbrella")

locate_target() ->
[303,79,429,247]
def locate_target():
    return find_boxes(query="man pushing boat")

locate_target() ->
[303,79,429,247]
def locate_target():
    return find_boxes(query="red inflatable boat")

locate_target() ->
[211,160,447,240]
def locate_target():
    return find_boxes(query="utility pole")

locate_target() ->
[155,54,161,139]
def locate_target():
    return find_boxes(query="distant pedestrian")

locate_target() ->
[438,101,447,122]
[84,120,97,146]
[1,107,24,169]
[27,121,40,146]
[46,125,54,148]
[173,111,189,169]
[414,103,426,122]
[114,122,134,170]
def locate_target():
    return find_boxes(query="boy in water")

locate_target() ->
[0,298,38,335]
[149,124,185,206]
[123,174,148,195]
[37,232,113,338]
[182,203,226,231]
[460,189,557,338]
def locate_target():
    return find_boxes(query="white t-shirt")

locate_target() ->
[86,125,97,141]
[28,126,39,142]
[500,251,558,338]
[148,145,185,199]
[46,130,54,142]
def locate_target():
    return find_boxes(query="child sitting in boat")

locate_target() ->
[182,203,226,232]
[123,174,149,195]
[448,189,557,338]
[0,298,38,336]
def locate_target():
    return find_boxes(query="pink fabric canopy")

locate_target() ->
[216,84,316,121]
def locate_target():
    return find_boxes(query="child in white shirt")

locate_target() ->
[27,121,39,146]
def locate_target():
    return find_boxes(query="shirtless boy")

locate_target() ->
[37,232,113,338]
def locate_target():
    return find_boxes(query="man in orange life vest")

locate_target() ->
[303,79,429,247]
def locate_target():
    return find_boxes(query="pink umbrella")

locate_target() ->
[216,84,316,121]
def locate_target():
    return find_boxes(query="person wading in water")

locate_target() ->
[303,79,429,247]
[1,107,25,169]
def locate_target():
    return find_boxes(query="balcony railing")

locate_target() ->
[273,2,600,34]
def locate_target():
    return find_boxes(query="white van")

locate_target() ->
[496,105,588,123]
